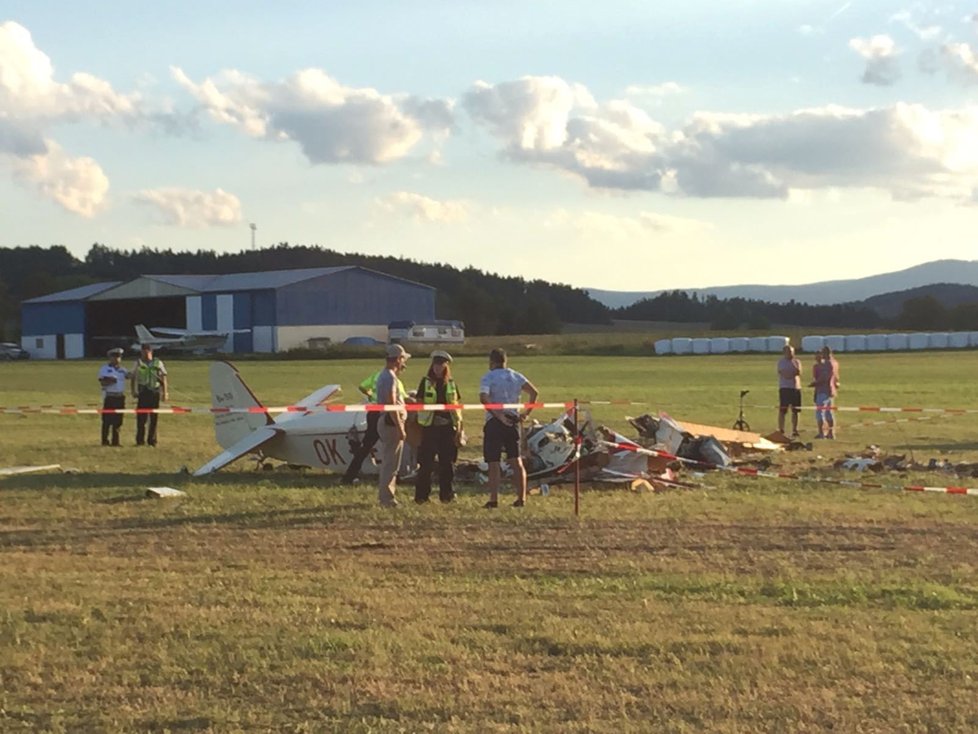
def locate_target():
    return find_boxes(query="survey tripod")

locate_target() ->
[732,389,750,431]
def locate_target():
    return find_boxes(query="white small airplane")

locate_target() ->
[193,361,377,477]
[132,324,243,353]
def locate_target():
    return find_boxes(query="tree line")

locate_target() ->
[2,245,975,340]
[0,243,611,338]
[613,289,978,332]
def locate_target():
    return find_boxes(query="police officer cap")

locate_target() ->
[107,347,124,356]
[430,350,453,363]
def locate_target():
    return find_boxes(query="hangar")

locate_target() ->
[20,266,436,359]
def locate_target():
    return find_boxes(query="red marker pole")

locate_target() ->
[574,398,580,517]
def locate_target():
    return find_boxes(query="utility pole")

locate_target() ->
[249,222,257,251]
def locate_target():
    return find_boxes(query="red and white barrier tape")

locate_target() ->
[753,404,978,415]
[0,401,574,416]
[600,440,978,497]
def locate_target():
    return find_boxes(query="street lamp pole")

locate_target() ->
[249,223,257,251]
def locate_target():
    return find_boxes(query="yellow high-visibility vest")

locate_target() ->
[417,378,460,428]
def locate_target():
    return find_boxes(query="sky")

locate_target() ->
[2,0,977,292]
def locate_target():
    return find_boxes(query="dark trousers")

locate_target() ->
[101,394,125,446]
[135,388,161,446]
[344,411,381,481]
[415,423,457,502]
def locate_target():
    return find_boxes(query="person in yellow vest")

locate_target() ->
[130,343,168,446]
[413,350,462,503]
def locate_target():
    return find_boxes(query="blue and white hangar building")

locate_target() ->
[21,266,436,359]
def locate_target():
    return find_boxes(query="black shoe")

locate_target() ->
[512,498,525,508]
[440,495,456,504]
[414,496,430,504]
[483,500,498,509]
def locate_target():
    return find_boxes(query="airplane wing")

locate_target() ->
[192,425,282,476]
[275,384,342,424]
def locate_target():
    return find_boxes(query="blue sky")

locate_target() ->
[2,1,977,291]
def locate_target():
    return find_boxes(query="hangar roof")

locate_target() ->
[26,266,435,304]
[23,281,122,304]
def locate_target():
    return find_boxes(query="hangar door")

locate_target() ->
[85,297,186,356]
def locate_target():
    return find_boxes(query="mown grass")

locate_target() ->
[2,353,978,731]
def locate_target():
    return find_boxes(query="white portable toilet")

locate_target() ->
[948,332,970,349]
[692,338,711,355]
[824,335,846,352]
[801,335,824,353]
[928,332,949,349]
[672,337,692,355]
[748,337,768,352]
[908,333,929,350]
[866,334,887,351]
[711,337,730,354]
[767,335,789,352]
[729,337,749,352]
[845,334,867,352]
[887,333,909,351]
[654,338,672,355]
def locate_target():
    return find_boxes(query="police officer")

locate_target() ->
[414,350,462,503]
[130,343,168,446]
[97,347,129,446]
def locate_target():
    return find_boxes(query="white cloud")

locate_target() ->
[624,82,685,98]
[464,76,978,201]
[463,76,595,151]
[0,21,152,215]
[937,41,978,83]
[849,35,901,86]
[544,209,711,242]
[0,21,139,125]
[172,66,453,164]
[10,141,109,217]
[132,187,242,227]
[890,10,942,41]
[376,191,469,223]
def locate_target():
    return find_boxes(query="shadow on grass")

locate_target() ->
[0,469,340,492]
[0,503,372,550]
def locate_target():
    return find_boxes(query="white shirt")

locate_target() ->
[98,363,129,397]
[479,367,527,423]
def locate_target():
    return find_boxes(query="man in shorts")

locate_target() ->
[479,348,539,508]
[776,344,802,437]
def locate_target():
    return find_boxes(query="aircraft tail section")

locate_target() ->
[134,324,155,343]
[209,360,273,449]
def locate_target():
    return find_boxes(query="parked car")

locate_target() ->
[0,342,30,360]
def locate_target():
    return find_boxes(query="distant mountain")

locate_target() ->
[860,283,978,320]
[588,260,978,308]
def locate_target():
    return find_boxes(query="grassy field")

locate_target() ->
[2,353,978,732]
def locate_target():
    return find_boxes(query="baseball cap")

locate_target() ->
[386,343,411,359]
[430,349,452,363]
[107,347,124,356]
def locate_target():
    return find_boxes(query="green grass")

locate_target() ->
[2,353,978,731]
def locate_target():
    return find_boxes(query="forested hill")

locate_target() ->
[0,243,612,337]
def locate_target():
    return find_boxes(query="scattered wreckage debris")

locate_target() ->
[0,464,66,477]
[146,486,187,498]
[456,409,785,491]
[835,445,978,477]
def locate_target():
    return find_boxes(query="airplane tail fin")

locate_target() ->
[209,361,273,449]
[134,324,154,343]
